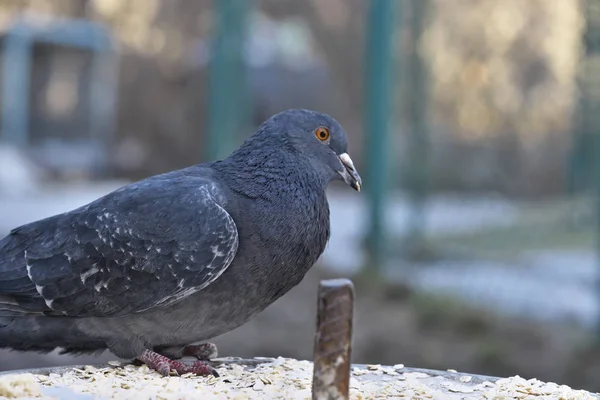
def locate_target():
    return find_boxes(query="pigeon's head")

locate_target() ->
[263,109,362,191]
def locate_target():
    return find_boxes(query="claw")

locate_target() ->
[190,360,219,377]
[159,365,171,377]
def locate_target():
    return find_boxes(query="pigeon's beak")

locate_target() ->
[337,153,362,192]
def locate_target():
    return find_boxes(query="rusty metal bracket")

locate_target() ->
[312,278,355,400]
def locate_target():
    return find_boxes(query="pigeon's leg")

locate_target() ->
[137,349,219,377]
[155,342,218,361]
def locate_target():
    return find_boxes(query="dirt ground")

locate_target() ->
[1,265,599,393]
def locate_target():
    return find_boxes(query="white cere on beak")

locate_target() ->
[339,153,355,170]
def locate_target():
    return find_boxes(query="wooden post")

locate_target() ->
[312,279,355,400]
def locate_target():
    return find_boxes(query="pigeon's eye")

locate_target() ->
[315,127,330,142]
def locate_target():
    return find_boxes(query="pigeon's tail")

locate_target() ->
[0,316,107,355]
[0,316,54,353]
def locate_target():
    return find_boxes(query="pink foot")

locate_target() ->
[137,349,219,377]
[182,343,218,360]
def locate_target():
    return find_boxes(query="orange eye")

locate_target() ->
[315,127,330,141]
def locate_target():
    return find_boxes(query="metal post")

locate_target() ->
[595,97,600,343]
[206,0,251,161]
[589,0,600,341]
[364,0,398,270]
[576,0,600,341]
[88,27,119,176]
[312,279,355,400]
[405,0,430,248]
[1,31,32,146]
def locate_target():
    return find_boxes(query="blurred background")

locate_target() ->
[1,0,600,392]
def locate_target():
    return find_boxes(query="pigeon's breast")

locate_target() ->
[262,192,329,267]
[227,189,331,291]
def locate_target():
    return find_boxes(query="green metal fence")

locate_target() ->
[205,0,252,162]
[205,1,600,335]
[364,0,398,269]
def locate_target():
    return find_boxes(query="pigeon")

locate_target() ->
[0,109,362,376]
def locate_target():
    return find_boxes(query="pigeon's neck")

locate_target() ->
[213,140,325,202]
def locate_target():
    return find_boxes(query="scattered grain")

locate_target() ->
[0,358,595,400]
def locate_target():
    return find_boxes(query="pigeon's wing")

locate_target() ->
[0,174,239,317]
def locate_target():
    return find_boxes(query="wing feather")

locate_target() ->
[0,174,239,317]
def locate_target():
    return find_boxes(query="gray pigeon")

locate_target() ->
[0,109,361,376]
